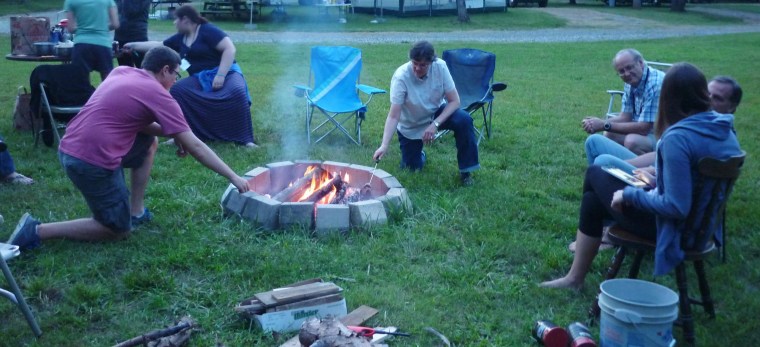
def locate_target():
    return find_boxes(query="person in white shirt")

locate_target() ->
[373,41,480,186]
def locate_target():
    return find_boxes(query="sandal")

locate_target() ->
[568,240,614,253]
[568,227,614,253]
[3,172,34,185]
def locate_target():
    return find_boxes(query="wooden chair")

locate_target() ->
[589,151,745,346]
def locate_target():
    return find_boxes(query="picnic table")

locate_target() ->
[314,2,353,23]
[151,0,191,13]
[201,0,258,19]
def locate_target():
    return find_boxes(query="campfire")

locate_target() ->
[221,160,411,233]
[271,165,369,206]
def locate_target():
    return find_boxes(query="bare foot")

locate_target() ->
[539,277,583,291]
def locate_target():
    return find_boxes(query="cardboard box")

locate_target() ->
[10,16,50,56]
[253,298,347,333]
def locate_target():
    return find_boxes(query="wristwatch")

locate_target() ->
[603,121,612,131]
[433,120,440,129]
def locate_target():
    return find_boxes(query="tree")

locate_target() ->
[456,0,470,23]
[670,0,686,12]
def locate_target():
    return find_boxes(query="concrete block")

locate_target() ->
[321,161,352,177]
[243,167,271,195]
[266,161,296,193]
[381,175,403,189]
[242,194,281,230]
[222,189,249,216]
[376,187,412,213]
[314,204,350,235]
[349,199,387,229]
[244,166,268,178]
[372,169,393,179]
[279,202,314,229]
[221,184,235,208]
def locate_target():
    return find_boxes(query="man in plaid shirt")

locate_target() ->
[582,49,665,157]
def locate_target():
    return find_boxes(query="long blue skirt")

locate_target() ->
[170,73,255,145]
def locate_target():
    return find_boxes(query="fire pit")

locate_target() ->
[221,160,412,233]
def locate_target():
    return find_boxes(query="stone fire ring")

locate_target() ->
[220,160,412,233]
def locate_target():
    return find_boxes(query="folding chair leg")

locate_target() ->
[306,105,314,144]
[0,257,42,337]
[355,112,364,145]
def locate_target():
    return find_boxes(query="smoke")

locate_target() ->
[259,44,310,161]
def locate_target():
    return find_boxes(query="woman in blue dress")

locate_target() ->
[125,5,256,147]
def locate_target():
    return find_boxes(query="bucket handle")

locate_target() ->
[612,308,642,324]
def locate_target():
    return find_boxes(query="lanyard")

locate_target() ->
[630,67,650,118]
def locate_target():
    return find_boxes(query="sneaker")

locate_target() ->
[460,172,474,187]
[8,213,41,251]
[131,208,153,228]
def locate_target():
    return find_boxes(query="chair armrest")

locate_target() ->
[357,84,386,95]
[606,90,624,96]
[491,82,507,92]
[293,84,311,97]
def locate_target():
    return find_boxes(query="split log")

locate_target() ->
[273,167,326,202]
[328,183,349,205]
[279,305,378,347]
[299,316,385,347]
[112,316,197,347]
[305,175,343,203]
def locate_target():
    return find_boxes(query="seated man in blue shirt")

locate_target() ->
[582,49,665,159]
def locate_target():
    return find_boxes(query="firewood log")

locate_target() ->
[273,167,326,202]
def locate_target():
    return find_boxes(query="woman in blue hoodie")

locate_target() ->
[541,63,742,289]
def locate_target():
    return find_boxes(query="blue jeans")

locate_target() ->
[0,135,15,177]
[398,105,480,173]
[585,134,637,167]
[59,152,131,233]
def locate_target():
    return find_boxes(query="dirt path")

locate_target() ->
[2,5,759,44]
[538,7,667,27]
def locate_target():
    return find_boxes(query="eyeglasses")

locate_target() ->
[411,60,431,69]
[616,63,638,76]
[174,70,182,81]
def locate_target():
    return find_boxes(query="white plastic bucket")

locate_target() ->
[598,279,678,347]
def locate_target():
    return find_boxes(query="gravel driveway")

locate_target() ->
[2,6,759,44]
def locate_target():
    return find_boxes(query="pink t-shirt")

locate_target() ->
[59,66,190,170]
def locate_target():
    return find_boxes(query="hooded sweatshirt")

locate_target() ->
[623,111,742,275]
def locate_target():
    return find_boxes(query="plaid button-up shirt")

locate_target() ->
[621,66,666,128]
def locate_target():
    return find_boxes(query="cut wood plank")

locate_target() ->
[271,282,341,303]
[279,278,324,288]
[255,282,341,308]
[272,293,344,312]
[278,305,379,347]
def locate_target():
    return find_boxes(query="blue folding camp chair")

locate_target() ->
[294,46,386,145]
[437,48,507,145]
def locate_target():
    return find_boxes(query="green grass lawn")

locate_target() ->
[0,0,61,16]
[699,2,760,14]
[1,32,759,346]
